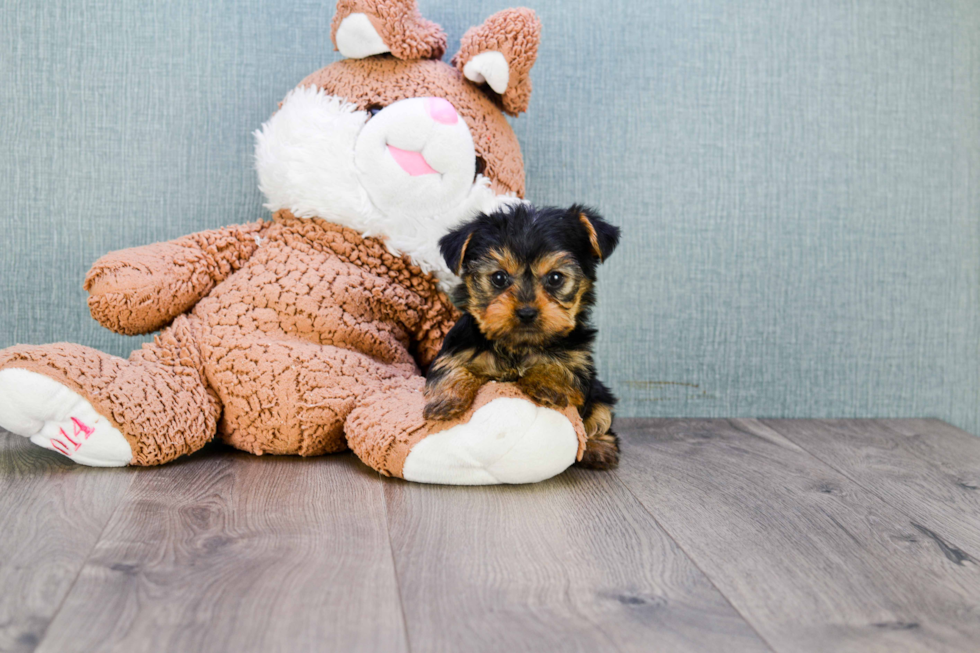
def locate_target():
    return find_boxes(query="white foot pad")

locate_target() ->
[0,369,132,467]
[402,398,578,485]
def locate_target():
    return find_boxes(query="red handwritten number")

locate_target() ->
[50,439,71,455]
[72,417,95,439]
[60,428,80,449]
[50,417,95,457]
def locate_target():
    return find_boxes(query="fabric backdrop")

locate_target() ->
[2,0,977,432]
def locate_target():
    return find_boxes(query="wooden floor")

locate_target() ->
[1,419,979,653]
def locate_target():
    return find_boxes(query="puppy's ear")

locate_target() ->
[575,206,620,262]
[440,221,479,276]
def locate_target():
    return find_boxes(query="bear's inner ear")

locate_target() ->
[331,0,447,61]
[334,13,390,59]
[576,208,621,263]
[463,52,510,95]
[452,8,541,116]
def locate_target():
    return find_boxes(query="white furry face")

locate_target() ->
[255,86,514,288]
[355,97,477,219]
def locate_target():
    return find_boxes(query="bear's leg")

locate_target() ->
[345,378,587,485]
[209,338,416,458]
[0,316,218,466]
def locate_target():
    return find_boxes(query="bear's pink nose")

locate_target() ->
[426,97,458,125]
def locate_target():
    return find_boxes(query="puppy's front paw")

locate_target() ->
[423,396,471,422]
[517,380,570,409]
[577,431,620,470]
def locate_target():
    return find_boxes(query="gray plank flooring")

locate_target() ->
[383,467,769,653]
[616,419,980,653]
[1,419,979,652]
[32,447,408,653]
[0,435,134,653]
[762,419,980,558]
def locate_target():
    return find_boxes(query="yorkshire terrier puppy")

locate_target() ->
[423,204,621,469]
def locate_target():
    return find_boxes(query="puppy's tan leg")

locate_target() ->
[423,362,485,421]
[516,363,583,410]
[578,403,619,469]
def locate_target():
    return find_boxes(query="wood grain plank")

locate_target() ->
[383,466,772,653]
[34,449,407,653]
[761,419,980,558]
[0,431,134,653]
[616,418,980,653]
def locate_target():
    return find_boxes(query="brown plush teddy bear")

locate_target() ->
[0,0,590,484]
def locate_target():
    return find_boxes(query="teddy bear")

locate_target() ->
[0,0,592,485]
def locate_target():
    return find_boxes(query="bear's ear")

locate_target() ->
[439,220,479,276]
[331,0,447,61]
[452,8,542,116]
[574,206,620,263]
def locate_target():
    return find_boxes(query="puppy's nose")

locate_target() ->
[516,307,539,324]
[426,97,458,125]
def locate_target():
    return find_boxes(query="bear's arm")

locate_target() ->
[84,221,274,335]
[409,300,460,373]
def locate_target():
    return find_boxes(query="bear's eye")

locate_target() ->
[490,271,510,289]
[545,271,565,289]
[366,105,384,119]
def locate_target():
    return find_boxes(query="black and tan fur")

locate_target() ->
[424,204,621,469]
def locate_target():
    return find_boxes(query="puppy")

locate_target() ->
[423,204,621,469]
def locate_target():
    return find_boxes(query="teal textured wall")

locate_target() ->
[1,1,978,432]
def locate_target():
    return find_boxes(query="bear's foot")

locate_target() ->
[0,369,132,467]
[402,396,578,485]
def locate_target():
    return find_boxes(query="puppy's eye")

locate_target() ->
[366,105,384,119]
[545,271,565,288]
[490,271,510,289]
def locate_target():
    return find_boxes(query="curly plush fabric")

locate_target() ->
[2,216,455,464]
[84,221,272,335]
[331,0,447,61]
[453,9,542,116]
